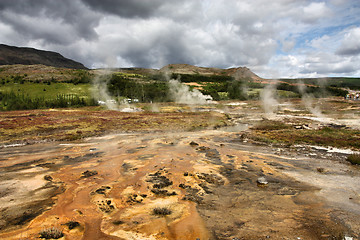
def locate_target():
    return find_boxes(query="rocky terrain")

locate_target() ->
[0,44,87,69]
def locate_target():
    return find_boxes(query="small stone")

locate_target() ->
[257,177,268,186]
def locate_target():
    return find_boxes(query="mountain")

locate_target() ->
[0,44,87,69]
[160,64,262,80]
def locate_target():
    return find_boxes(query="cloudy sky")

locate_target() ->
[0,0,359,78]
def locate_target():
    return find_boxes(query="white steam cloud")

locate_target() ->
[260,83,279,118]
[91,70,119,110]
[297,81,324,118]
[91,70,142,112]
[168,79,213,105]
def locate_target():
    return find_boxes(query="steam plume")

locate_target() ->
[297,81,324,118]
[260,82,279,118]
[91,69,119,110]
[168,79,213,105]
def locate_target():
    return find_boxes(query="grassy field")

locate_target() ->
[0,82,91,99]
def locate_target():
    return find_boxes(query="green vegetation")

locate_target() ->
[107,74,170,102]
[280,77,360,90]
[0,92,97,111]
[0,81,91,99]
[276,82,348,97]
[0,64,354,111]
[171,73,233,82]
[0,67,95,110]
[346,154,360,165]
[328,78,360,90]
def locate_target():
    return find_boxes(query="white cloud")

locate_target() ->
[336,27,360,56]
[302,2,332,23]
[0,0,359,78]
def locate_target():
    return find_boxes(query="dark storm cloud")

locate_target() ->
[0,0,359,77]
[0,0,100,45]
[337,46,360,56]
[81,0,163,18]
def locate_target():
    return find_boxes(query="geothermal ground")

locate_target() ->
[0,98,359,240]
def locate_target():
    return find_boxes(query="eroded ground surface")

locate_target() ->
[0,129,359,240]
[0,98,360,240]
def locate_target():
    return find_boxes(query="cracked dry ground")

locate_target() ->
[0,130,359,240]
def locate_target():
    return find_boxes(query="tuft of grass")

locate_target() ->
[152,207,172,216]
[39,227,64,239]
[346,154,360,165]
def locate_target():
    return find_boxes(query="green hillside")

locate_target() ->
[0,64,357,111]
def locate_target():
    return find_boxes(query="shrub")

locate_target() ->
[39,227,64,239]
[346,154,360,165]
[152,207,172,216]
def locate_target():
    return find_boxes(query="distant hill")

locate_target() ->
[0,44,87,69]
[160,64,262,80]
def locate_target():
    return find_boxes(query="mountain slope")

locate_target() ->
[160,63,262,80]
[0,44,87,69]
